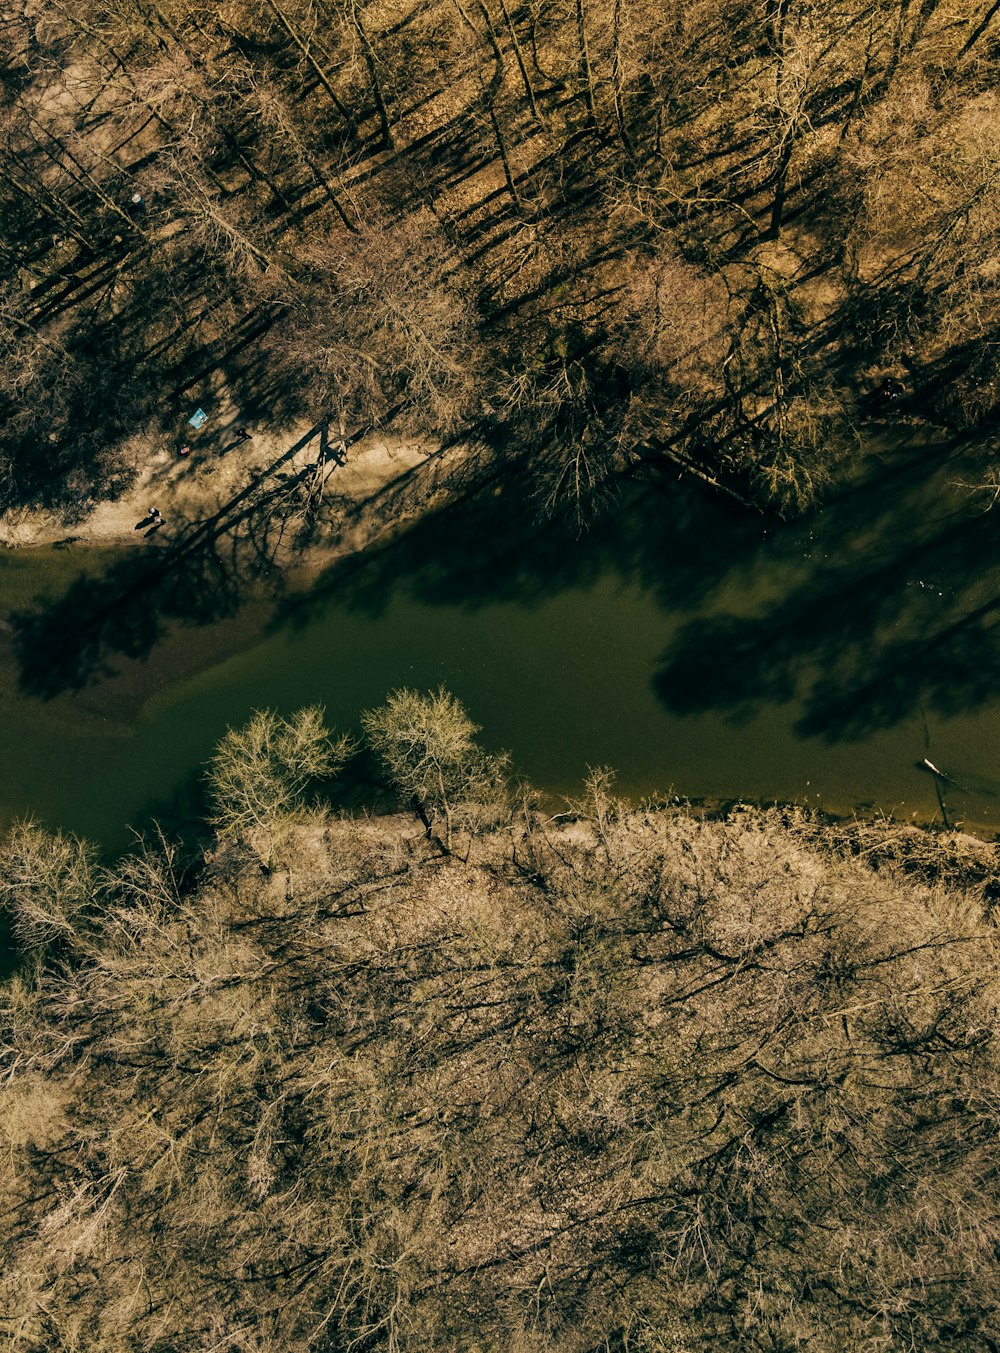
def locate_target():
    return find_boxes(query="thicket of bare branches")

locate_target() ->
[2,704,1000,1349]
[1,0,998,519]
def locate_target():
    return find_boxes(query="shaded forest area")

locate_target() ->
[3,699,1000,1349]
[2,0,999,521]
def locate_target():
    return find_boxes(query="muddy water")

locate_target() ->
[2,432,999,855]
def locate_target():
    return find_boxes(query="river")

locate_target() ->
[2,431,999,856]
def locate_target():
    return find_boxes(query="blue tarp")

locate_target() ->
[188,408,208,430]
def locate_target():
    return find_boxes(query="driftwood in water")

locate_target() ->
[635,445,763,513]
[917,757,967,830]
[920,757,965,791]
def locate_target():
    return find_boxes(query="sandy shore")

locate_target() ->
[0,422,464,559]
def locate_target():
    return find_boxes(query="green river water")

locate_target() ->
[2,432,1000,855]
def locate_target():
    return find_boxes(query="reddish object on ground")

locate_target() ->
[179,445,191,457]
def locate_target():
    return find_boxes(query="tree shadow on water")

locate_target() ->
[275,465,768,632]
[11,538,250,700]
[652,459,1000,744]
[123,766,216,865]
[10,422,330,700]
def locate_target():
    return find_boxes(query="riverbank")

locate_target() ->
[0,422,473,569]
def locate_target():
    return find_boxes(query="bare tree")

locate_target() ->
[207,706,354,844]
[362,686,510,852]
[0,819,95,952]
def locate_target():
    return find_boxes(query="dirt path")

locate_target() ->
[0,420,458,555]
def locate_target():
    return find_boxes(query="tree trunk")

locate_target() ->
[496,0,543,122]
[958,0,1000,58]
[611,0,634,156]
[436,766,453,855]
[766,0,793,239]
[488,103,523,212]
[526,8,564,86]
[450,0,523,212]
[575,0,597,121]
[349,0,394,149]
[768,136,793,239]
[411,794,435,839]
[301,149,361,232]
[219,126,293,212]
[263,0,359,137]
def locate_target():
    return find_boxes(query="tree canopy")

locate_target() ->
[2,0,998,519]
[2,701,1000,1349]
